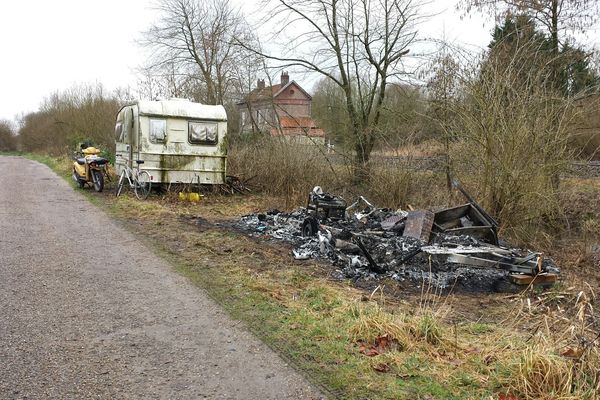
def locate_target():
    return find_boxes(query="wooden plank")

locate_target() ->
[509,273,558,286]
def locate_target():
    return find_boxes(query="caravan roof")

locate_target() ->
[121,99,227,121]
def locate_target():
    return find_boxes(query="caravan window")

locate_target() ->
[189,121,218,144]
[120,108,132,142]
[114,121,123,142]
[150,119,167,143]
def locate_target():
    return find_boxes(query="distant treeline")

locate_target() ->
[16,83,131,156]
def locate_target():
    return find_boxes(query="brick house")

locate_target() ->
[236,72,324,142]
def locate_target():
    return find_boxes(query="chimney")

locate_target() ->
[257,79,265,90]
[280,71,289,86]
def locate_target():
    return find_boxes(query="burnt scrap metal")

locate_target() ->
[429,179,500,245]
[306,186,347,221]
[238,186,559,292]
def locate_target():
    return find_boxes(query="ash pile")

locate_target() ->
[239,183,559,293]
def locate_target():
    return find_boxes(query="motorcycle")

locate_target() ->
[72,146,108,192]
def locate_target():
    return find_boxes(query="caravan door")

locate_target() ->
[115,106,135,174]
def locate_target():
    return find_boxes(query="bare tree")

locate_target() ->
[426,45,462,190]
[136,63,200,101]
[228,41,268,135]
[240,0,425,181]
[141,0,252,105]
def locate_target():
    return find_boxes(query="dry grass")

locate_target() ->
[374,139,446,158]
[511,344,579,399]
[498,288,600,400]
[348,302,410,346]
[228,136,345,208]
[228,136,450,211]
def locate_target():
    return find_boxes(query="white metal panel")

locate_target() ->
[136,99,227,121]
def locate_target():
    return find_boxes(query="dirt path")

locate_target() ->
[0,156,324,400]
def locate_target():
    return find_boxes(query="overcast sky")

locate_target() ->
[0,0,596,123]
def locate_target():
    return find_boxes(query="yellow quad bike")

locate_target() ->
[72,146,108,192]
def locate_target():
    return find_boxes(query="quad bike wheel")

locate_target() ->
[301,216,319,237]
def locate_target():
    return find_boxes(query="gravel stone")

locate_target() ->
[0,156,324,400]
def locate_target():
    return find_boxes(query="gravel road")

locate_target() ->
[0,156,324,400]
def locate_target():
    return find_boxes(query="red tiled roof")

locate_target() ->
[278,116,318,128]
[238,81,312,105]
[271,116,325,137]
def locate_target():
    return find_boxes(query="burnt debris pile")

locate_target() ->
[238,184,559,293]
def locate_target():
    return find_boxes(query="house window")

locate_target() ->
[149,119,167,143]
[241,111,246,125]
[189,121,218,144]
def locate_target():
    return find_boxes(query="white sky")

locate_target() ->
[0,0,156,122]
[0,0,596,123]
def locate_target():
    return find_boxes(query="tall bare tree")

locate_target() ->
[241,0,424,181]
[426,46,461,190]
[141,0,252,105]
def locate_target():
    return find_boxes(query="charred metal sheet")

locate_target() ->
[433,203,498,245]
[403,210,434,242]
[451,179,498,227]
[447,254,535,274]
[421,246,513,255]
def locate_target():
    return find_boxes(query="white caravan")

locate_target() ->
[114,99,227,185]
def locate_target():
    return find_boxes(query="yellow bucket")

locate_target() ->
[188,193,202,202]
[178,192,203,202]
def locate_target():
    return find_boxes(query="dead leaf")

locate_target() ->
[465,347,481,354]
[375,335,389,348]
[372,363,391,373]
[357,334,400,357]
[561,347,583,359]
[357,341,380,357]
[498,394,520,400]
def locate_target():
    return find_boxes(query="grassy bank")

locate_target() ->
[17,152,600,399]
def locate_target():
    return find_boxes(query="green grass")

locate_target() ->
[466,322,496,335]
